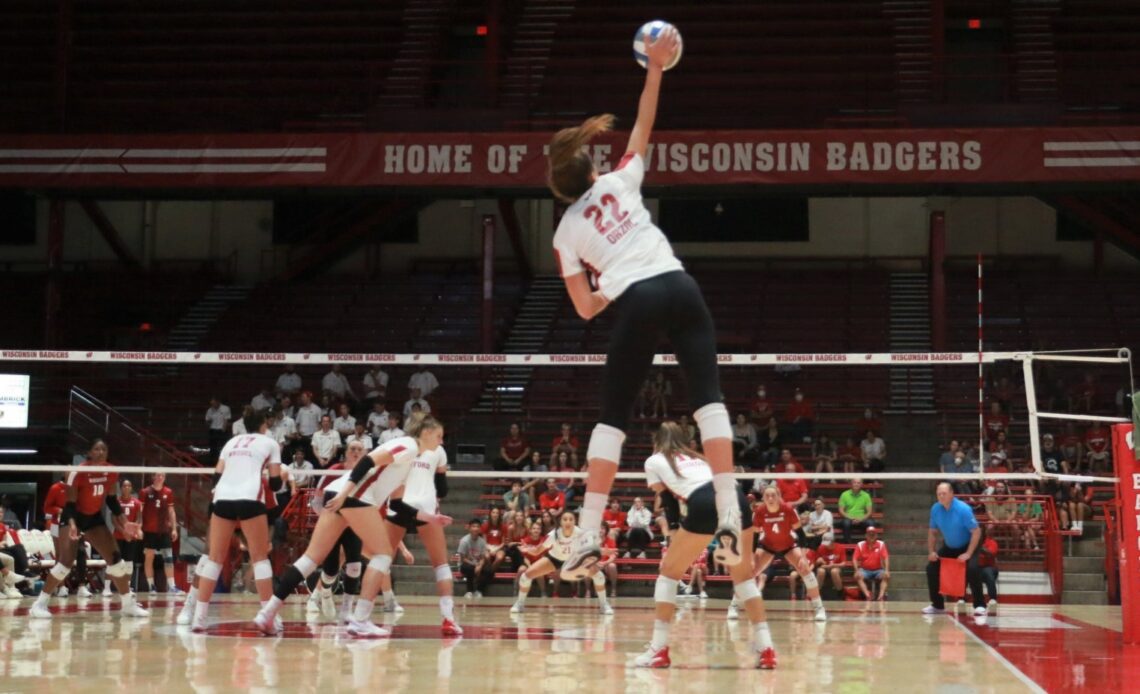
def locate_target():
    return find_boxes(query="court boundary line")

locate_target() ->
[949,614,1047,694]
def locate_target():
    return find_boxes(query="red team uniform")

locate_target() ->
[753,502,799,555]
[113,497,143,542]
[68,462,119,529]
[140,485,175,547]
[44,481,68,537]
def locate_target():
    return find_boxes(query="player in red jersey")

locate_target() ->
[106,478,143,596]
[139,472,180,594]
[753,485,826,622]
[43,478,69,593]
[29,440,149,619]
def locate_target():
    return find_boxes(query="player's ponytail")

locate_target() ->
[406,412,441,438]
[653,421,705,478]
[547,113,614,203]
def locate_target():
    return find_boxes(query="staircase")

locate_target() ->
[471,276,564,414]
[1010,0,1061,103]
[377,0,450,109]
[500,0,577,111]
[165,284,251,352]
[887,272,935,414]
[882,0,934,104]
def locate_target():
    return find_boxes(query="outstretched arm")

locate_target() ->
[625,26,679,158]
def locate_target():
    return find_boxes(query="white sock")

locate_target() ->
[712,474,738,515]
[186,586,199,603]
[352,597,373,622]
[440,596,454,620]
[262,596,283,618]
[382,590,396,606]
[579,492,608,538]
[650,619,671,651]
[121,592,136,608]
[753,621,773,650]
[34,591,50,607]
[811,596,823,609]
[193,600,209,623]
[516,591,528,606]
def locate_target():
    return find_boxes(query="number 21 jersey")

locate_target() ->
[552,152,682,301]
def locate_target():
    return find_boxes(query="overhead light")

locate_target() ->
[0,449,38,455]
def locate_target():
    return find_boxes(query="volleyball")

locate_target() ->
[633,20,683,71]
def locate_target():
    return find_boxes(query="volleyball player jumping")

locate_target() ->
[547,25,742,579]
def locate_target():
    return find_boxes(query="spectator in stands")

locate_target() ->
[977,525,999,611]
[750,384,774,427]
[539,510,556,535]
[270,408,299,456]
[362,365,388,408]
[403,387,432,419]
[837,436,860,475]
[758,417,782,469]
[853,408,882,439]
[409,365,440,398]
[1040,433,1069,475]
[732,413,760,467]
[287,447,315,490]
[776,448,804,474]
[983,482,1018,541]
[318,393,336,419]
[550,450,581,507]
[853,525,889,601]
[379,413,405,444]
[321,364,356,403]
[482,507,509,576]
[807,498,834,542]
[295,391,323,459]
[924,483,986,617]
[983,402,1009,445]
[602,498,626,536]
[1083,423,1110,473]
[812,434,837,480]
[811,532,846,597]
[250,387,275,413]
[988,430,1013,463]
[549,423,580,469]
[205,397,232,462]
[496,423,531,472]
[1017,489,1042,550]
[859,430,886,473]
[776,461,810,512]
[366,401,389,439]
[1059,422,1084,472]
[278,395,295,421]
[938,440,961,474]
[310,415,341,469]
[345,421,373,451]
[838,479,873,543]
[946,448,978,495]
[538,480,565,515]
[677,414,697,447]
[275,365,302,398]
[1063,481,1094,535]
[503,480,537,512]
[625,497,653,559]
[645,370,671,418]
[332,403,356,440]
[232,405,253,435]
[784,388,816,443]
[525,450,548,473]
[457,520,490,598]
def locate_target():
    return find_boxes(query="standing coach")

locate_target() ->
[923,482,986,616]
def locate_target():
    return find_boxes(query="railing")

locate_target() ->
[955,492,1064,601]
[1103,501,1120,604]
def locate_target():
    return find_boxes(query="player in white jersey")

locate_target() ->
[190,411,283,632]
[378,446,462,635]
[306,440,366,623]
[253,414,450,638]
[634,422,775,670]
[509,510,612,615]
[546,25,741,580]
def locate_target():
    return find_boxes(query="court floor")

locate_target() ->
[0,595,1136,693]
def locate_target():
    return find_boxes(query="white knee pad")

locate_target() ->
[592,571,607,588]
[434,565,452,583]
[801,571,819,590]
[198,559,222,582]
[106,560,131,578]
[654,576,679,605]
[586,423,626,463]
[734,579,760,603]
[368,555,392,574]
[694,403,732,441]
[195,556,209,573]
[160,548,174,562]
[345,562,363,579]
[253,560,273,581]
[295,555,318,578]
[518,574,533,590]
[50,562,71,581]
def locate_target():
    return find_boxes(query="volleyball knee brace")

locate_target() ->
[801,571,819,590]
[345,562,363,579]
[586,423,626,463]
[253,560,273,582]
[160,548,174,563]
[106,560,131,578]
[434,565,452,583]
[518,574,533,590]
[694,403,732,442]
[198,559,222,582]
[50,562,71,581]
[592,571,607,589]
[195,556,209,574]
[734,579,760,603]
[654,576,679,605]
[368,555,392,575]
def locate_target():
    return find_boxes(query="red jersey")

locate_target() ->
[1084,426,1109,454]
[550,434,580,451]
[978,537,999,569]
[776,478,809,505]
[113,497,142,541]
[836,444,861,463]
[753,502,799,552]
[500,436,530,460]
[784,400,815,423]
[809,543,844,567]
[44,481,68,529]
[67,461,119,515]
[520,534,548,559]
[481,521,507,547]
[854,417,882,437]
[984,413,1010,438]
[603,509,627,531]
[539,491,565,512]
[140,485,175,534]
[599,533,618,566]
[853,539,889,571]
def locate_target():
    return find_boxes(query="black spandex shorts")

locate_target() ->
[758,543,796,560]
[679,481,752,536]
[118,539,142,563]
[323,491,372,512]
[143,531,172,550]
[546,554,565,571]
[75,511,108,533]
[385,500,425,533]
[211,500,267,521]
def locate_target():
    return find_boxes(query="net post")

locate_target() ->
[1018,354,1044,475]
[1114,424,1139,644]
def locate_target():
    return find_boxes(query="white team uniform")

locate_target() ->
[644,452,713,501]
[551,153,682,301]
[546,526,585,562]
[396,447,448,513]
[213,433,282,503]
[324,436,419,508]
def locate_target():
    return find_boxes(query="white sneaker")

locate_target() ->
[560,529,602,580]
[176,606,193,626]
[814,605,827,622]
[633,643,671,669]
[727,600,740,621]
[253,610,280,636]
[121,598,150,618]
[637,552,647,560]
[474,591,483,599]
[306,589,323,615]
[77,585,93,599]
[346,619,390,638]
[55,586,69,598]
[987,599,998,614]
[921,605,945,615]
[29,602,52,619]
[320,589,337,619]
[464,592,474,599]
[679,581,692,595]
[191,612,208,633]
[699,591,708,599]
[509,601,524,614]
[102,584,113,598]
[382,601,405,614]
[599,601,614,616]
[713,506,744,567]
[973,606,987,617]
[3,585,21,599]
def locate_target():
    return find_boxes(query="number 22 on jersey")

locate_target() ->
[583,194,631,243]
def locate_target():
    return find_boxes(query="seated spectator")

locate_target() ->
[333,403,356,439]
[232,405,253,435]
[321,365,357,403]
[457,520,490,598]
[798,510,820,550]
[345,422,373,451]
[750,384,774,427]
[278,395,296,421]
[596,526,621,599]
[525,450,548,473]
[538,510,556,535]
[812,434,837,480]
[549,423,580,469]
[503,481,536,512]
[983,402,1010,446]
[1017,489,1042,550]
[250,387,276,413]
[319,393,336,419]
[378,414,405,444]
[838,479,873,543]
[270,409,299,456]
[311,415,342,468]
[504,512,530,571]
[274,365,302,398]
[757,417,782,468]
[624,497,654,559]
[732,413,760,466]
[784,388,816,443]
[988,430,1013,462]
[938,440,961,474]
[602,498,627,536]
[976,525,1000,608]
[408,365,440,398]
[853,408,882,439]
[551,451,579,507]
[1083,423,1110,474]
[1058,422,1084,472]
[287,448,316,489]
[983,482,1018,540]
[776,461,810,511]
[362,365,388,407]
[482,507,509,575]
[403,388,432,419]
[773,448,805,474]
[518,522,550,596]
[538,480,566,515]
[853,525,889,601]
[1063,481,1094,535]
[836,436,861,474]
[859,430,886,473]
[807,498,834,540]
[495,423,530,473]
[366,401,389,439]
[810,532,846,597]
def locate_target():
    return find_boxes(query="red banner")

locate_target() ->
[1115,424,1140,644]
[0,127,1138,189]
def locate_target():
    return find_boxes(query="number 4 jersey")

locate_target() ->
[552,152,682,301]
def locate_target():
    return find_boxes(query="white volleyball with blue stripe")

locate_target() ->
[632,20,683,71]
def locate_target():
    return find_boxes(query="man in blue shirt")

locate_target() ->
[924,482,984,616]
